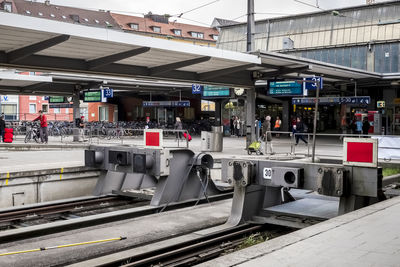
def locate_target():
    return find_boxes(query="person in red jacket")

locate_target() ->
[33,110,48,144]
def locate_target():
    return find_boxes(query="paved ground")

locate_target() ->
[198,196,400,267]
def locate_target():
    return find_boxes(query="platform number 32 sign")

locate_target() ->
[263,168,272,180]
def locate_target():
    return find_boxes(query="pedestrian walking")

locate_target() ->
[362,117,370,135]
[75,115,85,140]
[273,116,281,138]
[33,110,48,144]
[175,116,183,140]
[0,115,5,142]
[355,118,362,135]
[230,116,235,136]
[294,117,308,145]
[262,115,273,154]
[234,116,241,137]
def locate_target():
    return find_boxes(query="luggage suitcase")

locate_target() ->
[183,132,192,141]
[4,128,13,143]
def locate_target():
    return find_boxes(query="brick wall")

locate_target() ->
[19,95,73,121]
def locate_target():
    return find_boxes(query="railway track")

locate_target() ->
[0,195,148,231]
[0,192,233,243]
[99,224,291,267]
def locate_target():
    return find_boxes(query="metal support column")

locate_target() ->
[282,101,289,132]
[247,0,255,52]
[215,100,222,127]
[312,81,320,163]
[246,88,256,148]
[72,87,81,142]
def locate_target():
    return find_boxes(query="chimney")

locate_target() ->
[45,0,50,6]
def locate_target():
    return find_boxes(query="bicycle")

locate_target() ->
[24,123,40,143]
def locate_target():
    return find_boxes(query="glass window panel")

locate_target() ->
[336,29,345,45]
[374,44,383,72]
[343,48,351,67]
[343,28,352,44]
[382,44,391,73]
[390,43,399,73]
[327,49,336,64]
[321,50,328,63]
[377,26,386,40]
[336,48,344,66]
[29,104,36,114]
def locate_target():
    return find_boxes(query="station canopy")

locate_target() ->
[0,12,385,96]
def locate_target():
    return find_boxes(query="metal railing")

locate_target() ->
[59,127,190,148]
[262,131,400,161]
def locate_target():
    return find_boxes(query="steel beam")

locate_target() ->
[149,56,211,75]
[0,54,255,86]
[87,47,150,70]
[198,64,255,80]
[7,35,70,63]
[261,65,311,78]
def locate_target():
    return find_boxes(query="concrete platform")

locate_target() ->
[0,199,232,267]
[197,197,400,267]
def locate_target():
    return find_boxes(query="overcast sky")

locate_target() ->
[46,0,389,26]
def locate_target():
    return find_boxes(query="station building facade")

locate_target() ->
[217,1,400,133]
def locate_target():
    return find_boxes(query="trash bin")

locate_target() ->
[201,126,223,152]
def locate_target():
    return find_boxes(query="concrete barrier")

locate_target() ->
[0,167,100,208]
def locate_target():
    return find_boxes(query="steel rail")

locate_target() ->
[0,192,233,244]
[0,196,123,223]
[99,224,266,267]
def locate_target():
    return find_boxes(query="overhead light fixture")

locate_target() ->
[390,80,400,86]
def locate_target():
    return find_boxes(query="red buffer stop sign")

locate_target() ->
[144,129,163,148]
[343,138,378,167]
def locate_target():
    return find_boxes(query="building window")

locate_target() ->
[53,107,60,114]
[29,104,36,114]
[129,23,139,30]
[29,96,36,100]
[173,29,182,36]
[152,26,161,33]
[190,32,204,39]
[212,35,219,41]
[3,2,12,12]
[42,104,48,113]
[99,106,109,121]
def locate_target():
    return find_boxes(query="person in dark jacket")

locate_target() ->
[0,116,5,142]
[362,117,370,135]
[294,117,308,145]
[230,116,235,136]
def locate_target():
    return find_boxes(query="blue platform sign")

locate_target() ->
[304,76,323,90]
[292,96,370,105]
[268,81,303,96]
[143,101,190,107]
[102,87,113,98]
[192,84,203,94]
